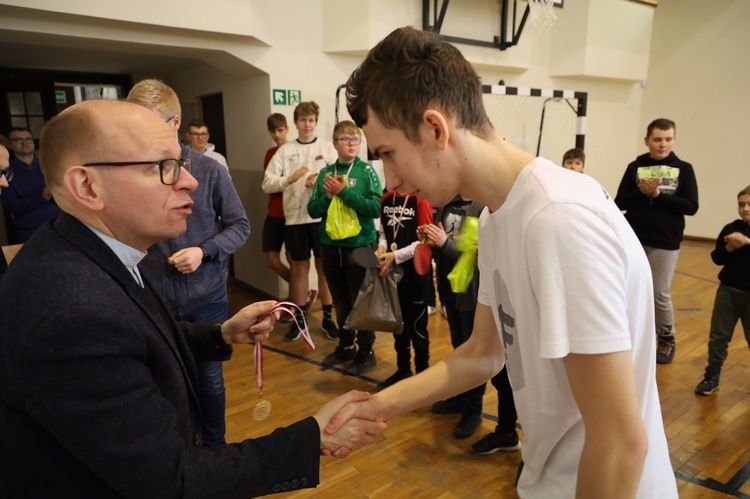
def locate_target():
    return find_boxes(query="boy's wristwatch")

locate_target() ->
[199,246,211,264]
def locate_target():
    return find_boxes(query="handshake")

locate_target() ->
[223,300,389,458]
[313,390,388,459]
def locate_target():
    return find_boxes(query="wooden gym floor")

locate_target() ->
[225,239,750,498]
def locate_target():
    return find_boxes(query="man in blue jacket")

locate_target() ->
[127,80,251,445]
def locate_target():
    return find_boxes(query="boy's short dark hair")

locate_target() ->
[646,118,676,138]
[187,119,208,130]
[346,26,493,143]
[333,120,361,140]
[293,101,320,122]
[738,185,750,198]
[563,148,585,164]
[267,113,287,131]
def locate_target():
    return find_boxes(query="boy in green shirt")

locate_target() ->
[308,121,383,376]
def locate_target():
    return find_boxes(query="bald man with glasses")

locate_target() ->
[0,100,384,498]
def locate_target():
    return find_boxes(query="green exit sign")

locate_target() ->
[272,89,301,106]
[55,90,67,104]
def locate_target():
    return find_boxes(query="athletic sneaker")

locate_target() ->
[431,397,464,415]
[454,412,482,439]
[284,322,302,342]
[322,346,356,367]
[656,335,676,364]
[470,431,521,455]
[695,366,721,396]
[321,318,339,340]
[344,351,377,376]
[376,370,412,391]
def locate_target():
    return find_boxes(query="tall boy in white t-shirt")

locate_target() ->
[326,27,678,498]
[262,101,338,341]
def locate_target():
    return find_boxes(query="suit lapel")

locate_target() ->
[51,213,201,406]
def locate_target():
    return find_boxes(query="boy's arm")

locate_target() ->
[307,170,331,220]
[563,351,649,498]
[393,240,419,265]
[711,224,734,265]
[261,147,289,194]
[652,164,699,216]
[325,303,505,426]
[614,164,644,211]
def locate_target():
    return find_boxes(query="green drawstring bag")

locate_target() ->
[447,216,479,293]
[326,194,361,240]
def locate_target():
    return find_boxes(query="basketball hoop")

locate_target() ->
[528,0,557,28]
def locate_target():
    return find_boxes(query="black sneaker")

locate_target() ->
[376,370,412,391]
[284,322,302,342]
[470,431,521,455]
[344,351,377,376]
[322,346,356,367]
[431,397,464,415]
[695,366,721,396]
[656,335,675,364]
[454,412,483,439]
[321,318,339,340]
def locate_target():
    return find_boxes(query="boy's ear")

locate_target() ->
[422,110,450,151]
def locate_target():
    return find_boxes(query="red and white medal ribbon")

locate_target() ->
[254,301,315,391]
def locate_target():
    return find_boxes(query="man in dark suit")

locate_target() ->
[0,99,384,498]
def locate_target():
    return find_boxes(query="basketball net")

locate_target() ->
[528,0,557,28]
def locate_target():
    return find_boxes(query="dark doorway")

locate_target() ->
[201,93,227,161]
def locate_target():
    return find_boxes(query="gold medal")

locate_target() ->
[390,242,398,251]
[253,398,272,421]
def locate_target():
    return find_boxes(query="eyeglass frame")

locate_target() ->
[82,158,192,186]
[187,131,210,138]
[0,168,14,182]
[9,137,34,144]
[334,137,362,145]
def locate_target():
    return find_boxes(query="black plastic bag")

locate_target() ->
[344,266,403,334]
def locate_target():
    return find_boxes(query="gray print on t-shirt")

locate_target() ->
[494,270,524,390]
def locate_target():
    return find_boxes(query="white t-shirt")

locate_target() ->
[203,143,229,173]
[477,158,677,498]
[261,138,338,225]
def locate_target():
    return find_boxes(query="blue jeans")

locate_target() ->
[178,295,229,446]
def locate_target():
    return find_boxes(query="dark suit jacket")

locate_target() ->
[0,213,320,498]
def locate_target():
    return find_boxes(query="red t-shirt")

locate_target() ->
[263,146,285,218]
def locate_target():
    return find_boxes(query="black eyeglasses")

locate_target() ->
[10,138,34,144]
[82,158,192,186]
[335,137,362,145]
[0,169,13,182]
